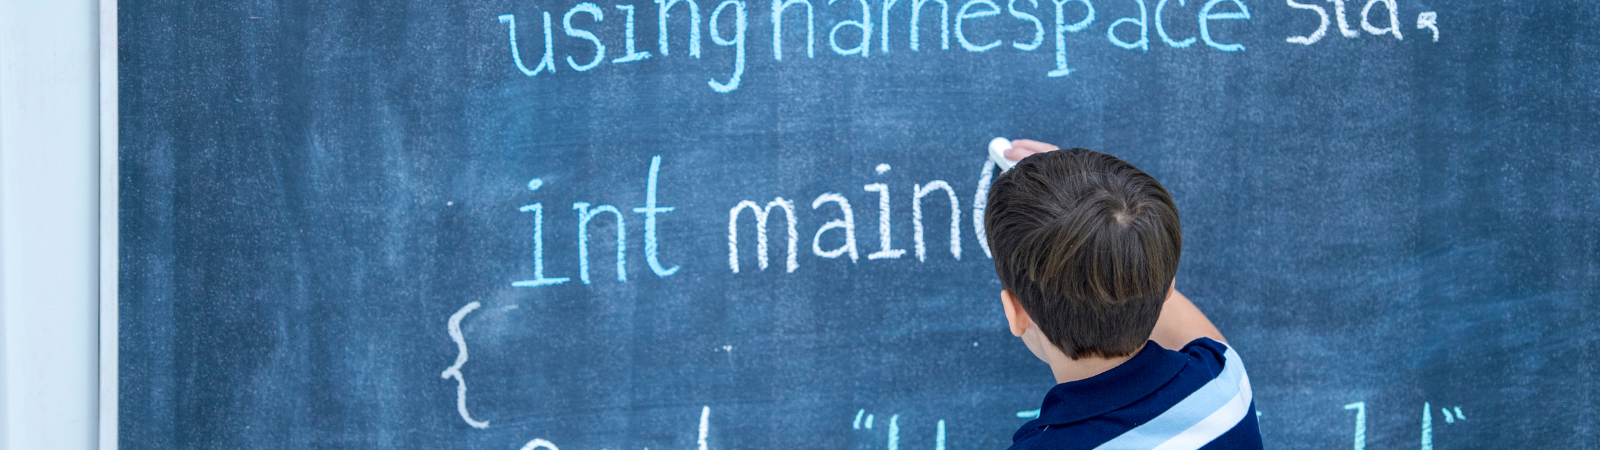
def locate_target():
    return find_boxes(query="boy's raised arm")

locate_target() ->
[1151,287,1227,349]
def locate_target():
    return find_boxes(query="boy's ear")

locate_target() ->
[1000,290,1031,337]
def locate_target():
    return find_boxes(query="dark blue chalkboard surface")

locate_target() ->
[120,0,1599,448]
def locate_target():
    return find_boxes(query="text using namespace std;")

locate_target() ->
[495,0,1442,92]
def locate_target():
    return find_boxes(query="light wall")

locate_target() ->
[0,0,102,449]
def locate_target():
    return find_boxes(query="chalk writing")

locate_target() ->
[520,438,559,450]
[912,180,961,261]
[499,13,557,76]
[574,202,627,283]
[1283,0,1326,45]
[829,0,871,56]
[865,164,905,260]
[773,0,816,60]
[851,409,934,448]
[441,302,489,428]
[1342,401,1468,450]
[1344,402,1365,450]
[1106,0,1148,51]
[729,197,800,273]
[659,0,703,57]
[888,414,900,450]
[1008,0,1044,51]
[564,3,608,71]
[1441,406,1464,424]
[1047,0,1094,76]
[708,0,748,91]
[508,406,712,450]
[956,0,1002,52]
[972,160,997,258]
[1199,0,1249,51]
[1359,0,1401,40]
[1330,0,1357,37]
[812,193,860,261]
[516,158,1015,284]
[864,180,906,261]
[633,155,681,277]
[699,406,712,450]
[1421,402,1432,450]
[514,158,680,287]
[1416,11,1438,42]
[614,4,655,62]
[910,0,952,52]
[1156,0,1196,48]
[498,1,1446,91]
[514,178,572,287]
[852,410,946,450]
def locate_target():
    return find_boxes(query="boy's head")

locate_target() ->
[985,149,1181,360]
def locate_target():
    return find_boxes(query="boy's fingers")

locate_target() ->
[1004,147,1039,162]
[1011,139,1060,152]
[1005,139,1060,161]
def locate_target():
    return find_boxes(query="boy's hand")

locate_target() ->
[1005,139,1060,162]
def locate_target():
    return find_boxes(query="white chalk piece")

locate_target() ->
[988,137,1017,171]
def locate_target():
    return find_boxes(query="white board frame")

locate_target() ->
[98,0,119,448]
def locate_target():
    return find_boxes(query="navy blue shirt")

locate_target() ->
[1009,338,1262,450]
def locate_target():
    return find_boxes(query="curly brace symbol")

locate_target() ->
[441,301,489,429]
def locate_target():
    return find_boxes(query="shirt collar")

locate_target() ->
[1020,340,1188,429]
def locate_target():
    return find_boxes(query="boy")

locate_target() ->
[986,141,1262,449]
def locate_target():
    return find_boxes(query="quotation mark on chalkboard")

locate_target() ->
[1421,402,1468,450]
[1349,401,1469,450]
[853,409,947,450]
[1438,405,1466,424]
[853,409,876,430]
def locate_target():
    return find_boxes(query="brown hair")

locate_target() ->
[984,149,1182,359]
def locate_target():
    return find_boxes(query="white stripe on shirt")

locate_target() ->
[1094,345,1253,450]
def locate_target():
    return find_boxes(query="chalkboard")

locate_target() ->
[119,0,1599,448]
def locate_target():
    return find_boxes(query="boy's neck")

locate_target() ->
[1043,343,1145,384]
